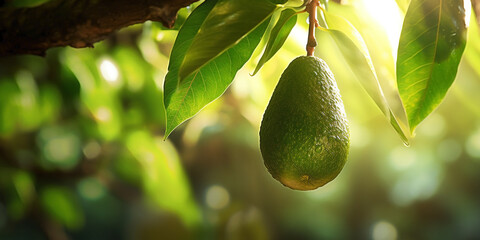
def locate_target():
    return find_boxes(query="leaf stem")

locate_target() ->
[306,0,319,56]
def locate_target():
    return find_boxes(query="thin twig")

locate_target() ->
[306,0,319,56]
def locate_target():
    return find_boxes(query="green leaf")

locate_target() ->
[164,1,270,137]
[319,9,410,144]
[252,8,298,76]
[178,0,277,81]
[395,0,411,12]
[396,0,469,132]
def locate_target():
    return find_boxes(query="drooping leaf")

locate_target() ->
[319,9,410,144]
[252,8,298,76]
[396,0,470,132]
[178,0,277,81]
[164,0,270,137]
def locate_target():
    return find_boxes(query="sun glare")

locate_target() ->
[361,0,404,59]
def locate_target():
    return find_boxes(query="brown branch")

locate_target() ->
[0,0,199,56]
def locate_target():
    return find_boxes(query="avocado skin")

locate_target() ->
[260,56,350,190]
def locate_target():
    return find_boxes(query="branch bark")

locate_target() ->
[0,0,199,56]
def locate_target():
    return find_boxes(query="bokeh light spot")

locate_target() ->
[78,178,106,201]
[361,0,403,58]
[390,158,442,206]
[465,128,480,159]
[94,107,112,122]
[437,139,462,162]
[37,127,81,170]
[99,59,119,83]
[350,123,371,149]
[45,136,79,164]
[205,185,230,210]
[83,141,101,159]
[372,221,398,240]
[389,146,415,171]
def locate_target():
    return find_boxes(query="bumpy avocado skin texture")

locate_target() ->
[260,56,350,190]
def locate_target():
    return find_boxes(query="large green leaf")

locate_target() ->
[397,0,469,132]
[164,0,269,137]
[178,0,277,81]
[319,9,410,144]
[252,8,298,76]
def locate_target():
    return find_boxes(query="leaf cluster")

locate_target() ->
[164,0,472,144]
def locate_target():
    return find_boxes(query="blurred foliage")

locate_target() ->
[2,0,51,8]
[1,0,480,239]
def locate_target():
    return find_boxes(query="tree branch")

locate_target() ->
[0,0,199,56]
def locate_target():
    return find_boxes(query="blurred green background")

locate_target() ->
[1,0,480,239]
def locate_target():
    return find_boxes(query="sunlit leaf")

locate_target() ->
[178,0,277,81]
[252,8,298,76]
[319,9,410,144]
[285,0,304,7]
[395,0,411,12]
[397,0,470,132]
[125,130,200,226]
[164,0,269,137]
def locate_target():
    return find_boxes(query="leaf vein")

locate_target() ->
[400,42,435,65]
[404,76,430,91]
[410,0,443,119]
[402,25,438,49]
[401,62,433,79]
[171,72,199,123]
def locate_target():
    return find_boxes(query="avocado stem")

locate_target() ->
[306,0,319,56]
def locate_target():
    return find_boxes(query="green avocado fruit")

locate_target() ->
[260,56,350,190]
